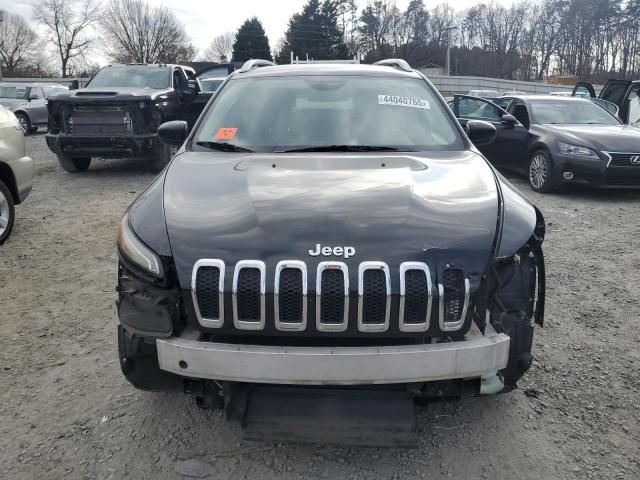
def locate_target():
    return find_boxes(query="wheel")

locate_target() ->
[14,113,31,135]
[148,143,177,174]
[528,150,556,193]
[56,154,91,173]
[0,179,16,245]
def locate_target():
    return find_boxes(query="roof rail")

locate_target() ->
[374,59,412,72]
[238,59,276,73]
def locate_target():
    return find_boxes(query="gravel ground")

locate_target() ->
[1,134,639,480]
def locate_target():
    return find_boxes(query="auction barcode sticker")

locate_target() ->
[378,95,430,110]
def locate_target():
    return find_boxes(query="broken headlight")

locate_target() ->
[117,212,164,277]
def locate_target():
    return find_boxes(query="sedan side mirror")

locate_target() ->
[500,114,518,128]
[466,120,496,146]
[158,120,188,146]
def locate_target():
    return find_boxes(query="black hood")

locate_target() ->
[544,124,640,151]
[49,86,172,102]
[163,151,502,289]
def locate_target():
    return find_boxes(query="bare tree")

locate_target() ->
[100,0,196,64]
[203,32,236,62]
[32,0,100,77]
[0,13,39,75]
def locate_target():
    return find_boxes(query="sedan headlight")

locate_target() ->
[117,213,164,277]
[558,142,599,158]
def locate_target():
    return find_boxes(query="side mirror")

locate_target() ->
[158,120,188,146]
[179,79,199,103]
[466,120,496,146]
[69,80,79,90]
[500,114,518,128]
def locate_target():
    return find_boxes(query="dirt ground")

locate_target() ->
[1,133,639,480]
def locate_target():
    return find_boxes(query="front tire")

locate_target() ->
[528,150,556,193]
[0,179,16,244]
[56,154,91,173]
[148,143,176,174]
[14,113,31,135]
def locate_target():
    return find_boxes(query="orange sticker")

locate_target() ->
[215,127,238,140]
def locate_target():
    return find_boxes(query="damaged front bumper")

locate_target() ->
[45,132,158,158]
[155,324,510,390]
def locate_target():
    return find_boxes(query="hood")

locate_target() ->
[163,151,501,289]
[544,124,640,151]
[0,98,28,109]
[50,87,171,102]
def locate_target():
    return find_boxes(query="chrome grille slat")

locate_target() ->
[398,262,432,332]
[358,262,390,332]
[191,259,225,328]
[438,269,470,332]
[232,260,266,330]
[274,261,307,331]
[316,262,349,332]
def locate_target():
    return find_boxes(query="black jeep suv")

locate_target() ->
[46,64,212,173]
[116,59,546,445]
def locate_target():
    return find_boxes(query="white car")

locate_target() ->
[548,91,573,97]
[466,89,499,98]
[502,90,526,96]
[0,105,34,244]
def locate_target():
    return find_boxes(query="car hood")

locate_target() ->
[0,99,28,109]
[49,87,172,102]
[544,124,640,151]
[163,151,502,289]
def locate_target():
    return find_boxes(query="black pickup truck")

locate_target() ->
[46,64,226,173]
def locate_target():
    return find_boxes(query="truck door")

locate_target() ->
[621,81,640,125]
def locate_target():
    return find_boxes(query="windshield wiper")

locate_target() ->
[279,145,399,153]
[195,141,254,153]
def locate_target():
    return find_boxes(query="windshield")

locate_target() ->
[531,100,620,125]
[86,67,170,89]
[193,75,462,152]
[0,86,27,99]
[42,87,67,98]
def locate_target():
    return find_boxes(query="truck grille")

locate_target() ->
[192,260,470,334]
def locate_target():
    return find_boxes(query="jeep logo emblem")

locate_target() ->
[630,155,640,165]
[308,244,355,259]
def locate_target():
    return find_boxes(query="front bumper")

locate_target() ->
[553,152,640,188]
[156,324,510,386]
[45,132,158,158]
[6,155,34,203]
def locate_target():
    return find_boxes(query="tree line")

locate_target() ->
[2,0,640,82]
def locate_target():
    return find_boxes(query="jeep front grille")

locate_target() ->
[192,260,470,334]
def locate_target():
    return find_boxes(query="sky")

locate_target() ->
[0,0,513,65]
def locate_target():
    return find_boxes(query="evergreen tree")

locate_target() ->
[277,0,349,63]
[232,17,272,62]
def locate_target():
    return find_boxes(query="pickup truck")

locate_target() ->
[45,64,217,173]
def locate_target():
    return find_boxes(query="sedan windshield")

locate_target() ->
[0,86,27,99]
[531,100,620,125]
[193,75,462,152]
[86,67,170,89]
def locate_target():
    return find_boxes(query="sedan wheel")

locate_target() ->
[528,151,555,193]
[0,180,16,244]
[15,113,30,134]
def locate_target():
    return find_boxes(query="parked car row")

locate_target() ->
[0,83,68,135]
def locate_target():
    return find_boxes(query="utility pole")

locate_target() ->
[0,10,5,81]
[444,26,458,77]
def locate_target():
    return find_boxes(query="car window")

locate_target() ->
[627,85,640,124]
[457,97,503,121]
[601,82,629,106]
[86,67,171,89]
[509,101,530,126]
[573,85,593,99]
[531,100,620,125]
[42,87,67,99]
[29,87,43,100]
[197,78,224,93]
[0,86,27,99]
[194,75,463,152]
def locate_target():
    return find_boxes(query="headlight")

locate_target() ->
[117,212,164,277]
[558,142,599,158]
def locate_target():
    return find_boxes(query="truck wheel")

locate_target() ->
[57,154,91,173]
[149,143,176,174]
[0,179,16,245]
[528,150,556,193]
[14,113,31,135]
